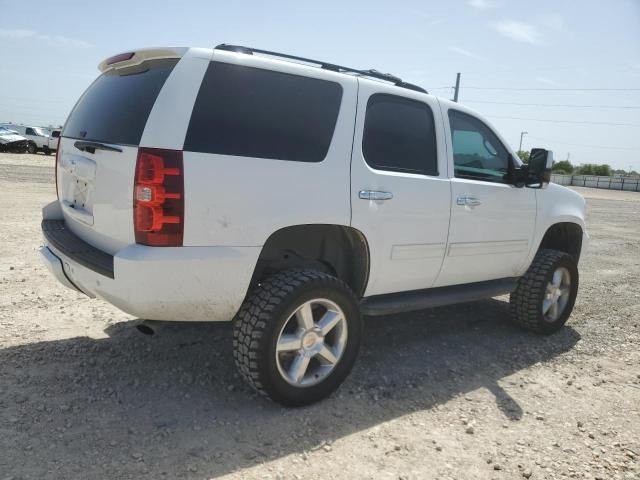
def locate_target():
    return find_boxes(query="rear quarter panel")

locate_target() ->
[179,52,358,247]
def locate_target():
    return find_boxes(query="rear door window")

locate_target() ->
[362,94,438,175]
[63,58,178,146]
[184,62,343,162]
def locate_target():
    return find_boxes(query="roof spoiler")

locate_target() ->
[98,47,188,72]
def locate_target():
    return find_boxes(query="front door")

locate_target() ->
[350,83,451,297]
[435,107,536,287]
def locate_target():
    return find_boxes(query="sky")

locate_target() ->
[1,0,639,170]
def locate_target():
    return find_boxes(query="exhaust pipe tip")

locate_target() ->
[136,321,156,336]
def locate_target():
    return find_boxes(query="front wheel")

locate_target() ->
[233,269,362,406]
[27,142,37,154]
[510,249,579,334]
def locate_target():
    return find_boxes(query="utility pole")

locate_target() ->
[453,73,461,102]
[518,131,528,152]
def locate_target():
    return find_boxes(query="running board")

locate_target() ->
[360,278,519,316]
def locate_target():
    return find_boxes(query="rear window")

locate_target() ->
[63,58,178,146]
[51,131,60,138]
[184,62,343,162]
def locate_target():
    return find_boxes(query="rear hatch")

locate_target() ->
[57,50,182,254]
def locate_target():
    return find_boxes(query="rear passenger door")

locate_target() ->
[350,83,451,297]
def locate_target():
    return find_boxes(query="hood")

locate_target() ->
[0,132,26,144]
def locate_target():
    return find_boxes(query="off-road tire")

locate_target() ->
[510,249,579,334]
[233,269,362,406]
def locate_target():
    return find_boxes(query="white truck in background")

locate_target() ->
[48,129,61,151]
[1,124,53,154]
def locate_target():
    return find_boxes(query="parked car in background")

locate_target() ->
[0,126,28,153]
[48,129,61,151]
[1,124,52,154]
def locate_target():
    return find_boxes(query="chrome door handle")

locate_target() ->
[359,190,393,201]
[457,196,481,206]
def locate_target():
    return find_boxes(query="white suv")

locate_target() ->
[41,45,588,405]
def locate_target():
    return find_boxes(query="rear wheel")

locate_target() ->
[510,249,579,334]
[43,146,51,155]
[233,269,362,406]
[27,142,37,154]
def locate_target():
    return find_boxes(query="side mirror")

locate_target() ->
[526,148,553,188]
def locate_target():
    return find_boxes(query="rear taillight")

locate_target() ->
[54,136,61,198]
[133,148,184,246]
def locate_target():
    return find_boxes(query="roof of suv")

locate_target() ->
[96,45,505,135]
[214,44,428,94]
[98,45,429,95]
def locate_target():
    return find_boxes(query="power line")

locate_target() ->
[465,100,640,109]
[527,135,640,151]
[486,115,640,127]
[462,87,640,91]
[462,62,634,76]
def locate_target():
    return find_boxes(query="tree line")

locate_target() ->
[516,151,638,177]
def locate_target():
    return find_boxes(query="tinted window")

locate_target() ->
[362,94,438,175]
[63,59,178,145]
[448,110,510,183]
[51,131,60,138]
[184,62,343,162]
[26,128,35,135]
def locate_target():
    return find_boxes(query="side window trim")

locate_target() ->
[448,109,512,184]
[362,93,439,176]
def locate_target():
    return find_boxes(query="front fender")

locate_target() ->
[521,184,587,272]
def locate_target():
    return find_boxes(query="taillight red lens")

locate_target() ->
[133,148,184,246]
[55,136,61,198]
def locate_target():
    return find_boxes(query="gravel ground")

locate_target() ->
[0,152,639,480]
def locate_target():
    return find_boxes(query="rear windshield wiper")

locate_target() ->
[74,140,122,154]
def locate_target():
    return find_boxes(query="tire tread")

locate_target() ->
[510,248,573,334]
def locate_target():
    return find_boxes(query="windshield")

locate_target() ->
[0,128,11,135]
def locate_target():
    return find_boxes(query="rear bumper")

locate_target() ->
[41,210,260,322]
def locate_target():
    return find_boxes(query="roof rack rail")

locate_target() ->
[214,44,427,94]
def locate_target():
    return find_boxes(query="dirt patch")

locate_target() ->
[0,152,638,480]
